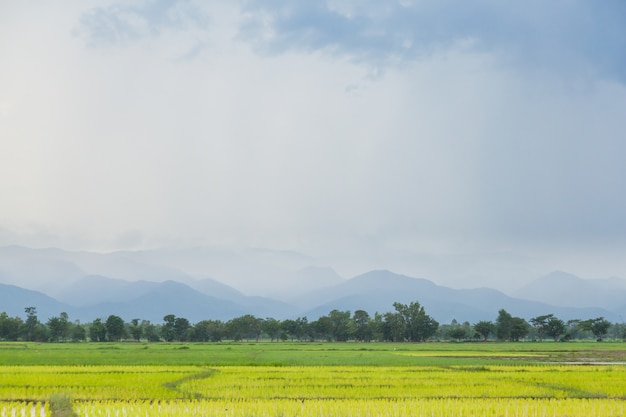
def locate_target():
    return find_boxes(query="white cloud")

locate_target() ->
[1,1,626,289]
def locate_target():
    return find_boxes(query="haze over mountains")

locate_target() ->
[1,246,624,324]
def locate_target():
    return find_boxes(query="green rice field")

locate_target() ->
[1,341,625,416]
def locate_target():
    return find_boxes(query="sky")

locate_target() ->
[1,0,626,290]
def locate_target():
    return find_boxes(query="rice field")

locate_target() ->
[1,342,625,416]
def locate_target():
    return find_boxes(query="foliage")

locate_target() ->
[0,302,622,344]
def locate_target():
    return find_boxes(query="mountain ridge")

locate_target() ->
[1,246,624,324]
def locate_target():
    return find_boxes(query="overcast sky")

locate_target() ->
[1,1,625,289]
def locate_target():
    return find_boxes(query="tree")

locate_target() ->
[495,309,512,341]
[129,319,143,342]
[579,317,611,341]
[448,326,468,341]
[393,301,438,342]
[161,314,176,342]
[142,321,160,342]
[509,317,530,341]
[225,315,262,341]
[47,313,70,342]
[381,311,405,342]
[545,317,566,342]
[105,315,126,341]
[310,316,332,341]
[328,310,353,342]
[530,314,554,342]
[473,320,494,342]
[353,310,372,342]
[369,312,384,342]
[261,318,282,342]
[105,315,126,342]
[174,317,192,342]
[0,312,22,341]
[89,318,107,342]
[71,321,86,342]
[24,307,40,341]
[194,320,224,342]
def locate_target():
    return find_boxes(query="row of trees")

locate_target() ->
[1,303,623,343]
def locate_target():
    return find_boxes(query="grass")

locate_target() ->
[0,340,624,366]
[49,394,78,417]
[1,342,625,417]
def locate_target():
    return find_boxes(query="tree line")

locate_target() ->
[1,302,623,343]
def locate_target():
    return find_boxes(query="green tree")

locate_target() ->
[71,321,86,342]
[310,316,332,341]
[495,309,512,341]
[193,320,223,342]
[129,319,143,342]
[579,317,611,341]
[393,301,438,342]
[280,319,299,341]
[47,313,70,342]
[105,315,126,342]
[369,312,384,341]
[161,314,176,342]
[448,326,468,341]
[225,315,262,341]
[545,316,566,341]
[473,320,494,341]
[0,312,22,341]
[353,310,372,342]
[174,317,192,342]
[89,318,107,342]
[24,307,40,341]
[381,311,405,342]
[509,317,530,341]
[328,310,353,342]
[261,318,282,341]
[530,314,554,342]
[142,321,160,342]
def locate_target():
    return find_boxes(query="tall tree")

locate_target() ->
[142,321,160,342]
[47,313,70,342]
[579,317,611,341]
[495,309,513,341]
[0,312,22,341]
[261,318,282,342]
[509,317,530,341]
[105,315,126,342]
[353,310,372,342]
[161,314,176,342]
[545,316,566,341]
[328,310,353,342]
[174,317,192,342]
[382,311,405,342]
[129,319,143,342]
[530,314,554,342]
[393,301,438,342]
[89,318,107,342]
[473,320,494,342]
[24,307,40,341]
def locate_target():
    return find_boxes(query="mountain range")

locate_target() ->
[1,245,625,324]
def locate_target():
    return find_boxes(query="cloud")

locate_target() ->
[239,0,626,83]
[2,1,626,288]
[76,0,210,47]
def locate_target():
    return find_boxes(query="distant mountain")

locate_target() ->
[0,283,74,320]
[513,271,626,309]
[53,276,298,322]
[297,270,619,323]
[0,246,86,293]
[269,266,345,300]
[184,276,247,300]
[0,245,324,297]
[1,245,624,325]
